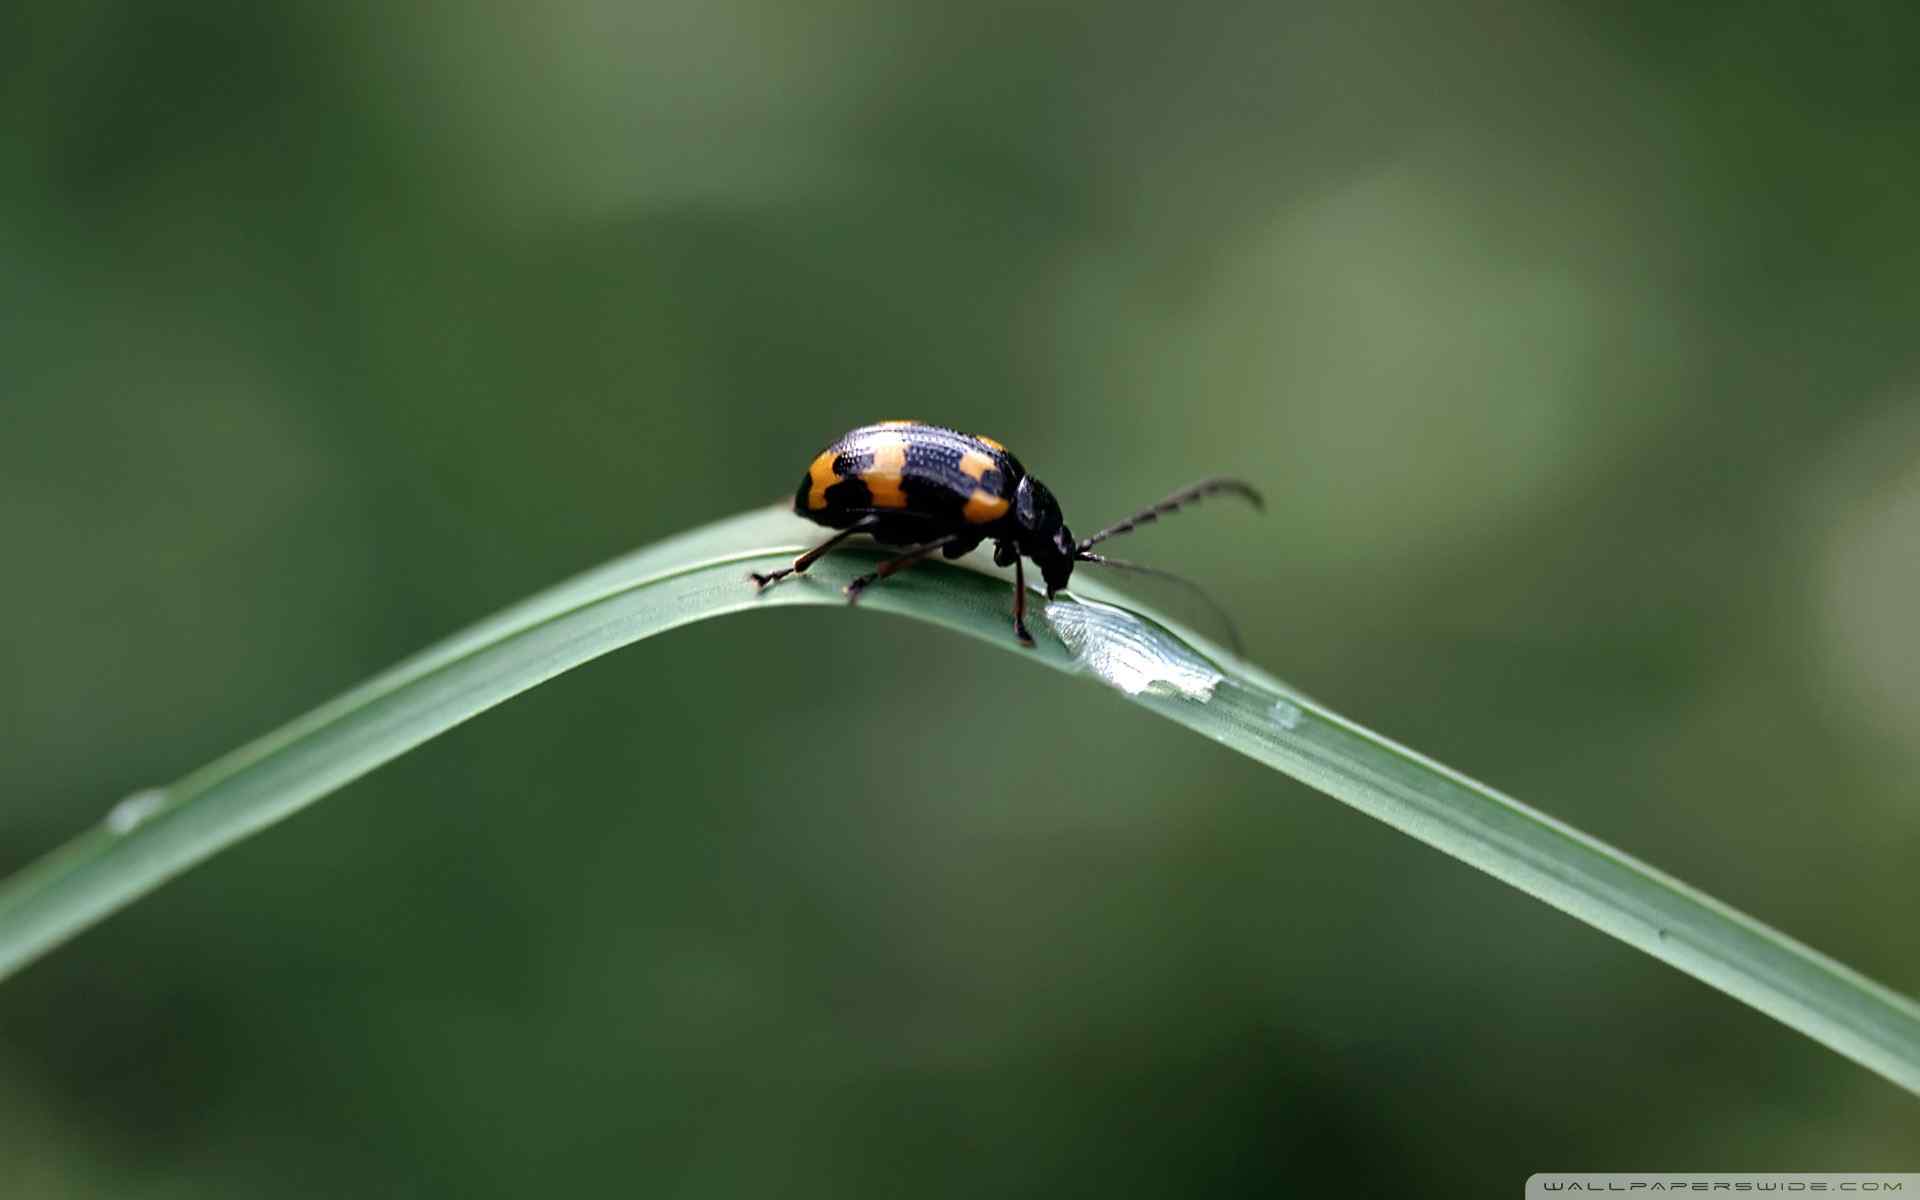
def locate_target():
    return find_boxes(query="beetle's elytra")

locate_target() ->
[752,421,1262,647]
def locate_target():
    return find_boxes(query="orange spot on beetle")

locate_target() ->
[974,434,1006,451]
[958,450,996,481]
[863,440,910,508]
[963,490,1010,522]
[806,450,841,510]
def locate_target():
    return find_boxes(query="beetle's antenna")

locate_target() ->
[1073,552,1246,655]
[1074,477,1263,552]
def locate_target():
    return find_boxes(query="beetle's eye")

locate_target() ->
[1054,527,1075,557]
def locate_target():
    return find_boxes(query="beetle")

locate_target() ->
[750,421,1262,647]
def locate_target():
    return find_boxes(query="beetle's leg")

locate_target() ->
[844,535,959,603]
[1011,555,1034,647]
[749,518,875,589]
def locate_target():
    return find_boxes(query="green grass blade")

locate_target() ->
[2,506,1917,1094]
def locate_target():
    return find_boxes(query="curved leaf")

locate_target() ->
[1,506,1916,1095]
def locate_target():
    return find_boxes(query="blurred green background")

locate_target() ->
[5,0,1918,1193]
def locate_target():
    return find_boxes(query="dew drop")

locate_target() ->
[105,788,167,835]
[1045,598,1223,701]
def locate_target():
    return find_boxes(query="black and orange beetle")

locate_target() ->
[752,421,1262,647]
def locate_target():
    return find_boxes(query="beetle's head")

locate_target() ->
[1014,475,1076,595]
